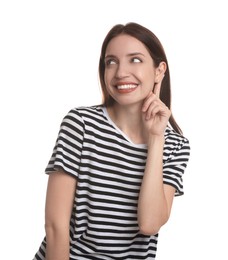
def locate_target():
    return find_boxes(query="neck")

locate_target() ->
[106,103,147,144]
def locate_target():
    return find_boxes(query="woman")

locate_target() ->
[33,22,190,259]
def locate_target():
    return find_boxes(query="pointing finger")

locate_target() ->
[153,75,165,97]
[153,81,161,97]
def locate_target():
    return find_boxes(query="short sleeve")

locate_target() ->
[45,108,85,179]
[163,128,190,196]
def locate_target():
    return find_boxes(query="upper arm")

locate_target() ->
[45,171,77,229]
[163,132,190,196]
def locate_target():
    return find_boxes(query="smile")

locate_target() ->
[116,84,138,90]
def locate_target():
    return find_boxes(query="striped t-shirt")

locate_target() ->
[33,105,190,260]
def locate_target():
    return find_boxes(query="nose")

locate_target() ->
[115,62,129,79]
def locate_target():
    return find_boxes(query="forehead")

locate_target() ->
[105,34,150,57]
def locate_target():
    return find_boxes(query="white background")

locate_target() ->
[0,0,227,259]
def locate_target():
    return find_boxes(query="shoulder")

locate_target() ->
[64,105,103,120]
[57,105,105,139]
[165,127,189,145]
[164,127,190,162]
[76,105,105,118]
[62,105,107,128]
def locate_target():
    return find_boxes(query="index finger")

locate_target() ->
[153,81,162,97]
[153,75,165,97]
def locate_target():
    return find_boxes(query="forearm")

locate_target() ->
[45,225,70,260]
[44,171,77,260]
[138,135,168,235]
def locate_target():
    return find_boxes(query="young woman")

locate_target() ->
[33,22,190,260]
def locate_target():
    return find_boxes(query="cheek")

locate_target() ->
[146,68,156,84]
[140,69,156,86]
[103,71,108,86]
[104,72,112,94]
[104,70,114,88]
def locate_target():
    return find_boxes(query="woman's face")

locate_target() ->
[104,34,159,107]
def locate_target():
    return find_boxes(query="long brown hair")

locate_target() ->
[99,22,182,134]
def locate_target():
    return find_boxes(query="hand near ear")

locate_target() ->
[142,78,171,138]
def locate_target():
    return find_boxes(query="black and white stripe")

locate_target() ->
[33,105,190,260]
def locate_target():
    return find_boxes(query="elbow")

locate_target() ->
[45,221,56,236]
[45,217,56,231]
[45,219,69,236]
[138,223,161,236]
[138,216,169,236]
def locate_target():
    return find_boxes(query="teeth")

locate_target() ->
[117,84,137,90]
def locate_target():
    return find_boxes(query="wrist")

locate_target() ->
[148,134,165,146]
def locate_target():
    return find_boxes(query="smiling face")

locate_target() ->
[104,34,159,107]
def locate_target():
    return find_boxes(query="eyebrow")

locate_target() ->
[105,52,145,59]
[127,52,145,57]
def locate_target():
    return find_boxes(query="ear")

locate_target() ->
[155,62,167,83]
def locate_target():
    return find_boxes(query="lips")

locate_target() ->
[116,84,138,90]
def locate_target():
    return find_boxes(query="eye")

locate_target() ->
[131,57,142,63]
[105,59,117,66]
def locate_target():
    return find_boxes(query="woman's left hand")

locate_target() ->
[142,80,171,137]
